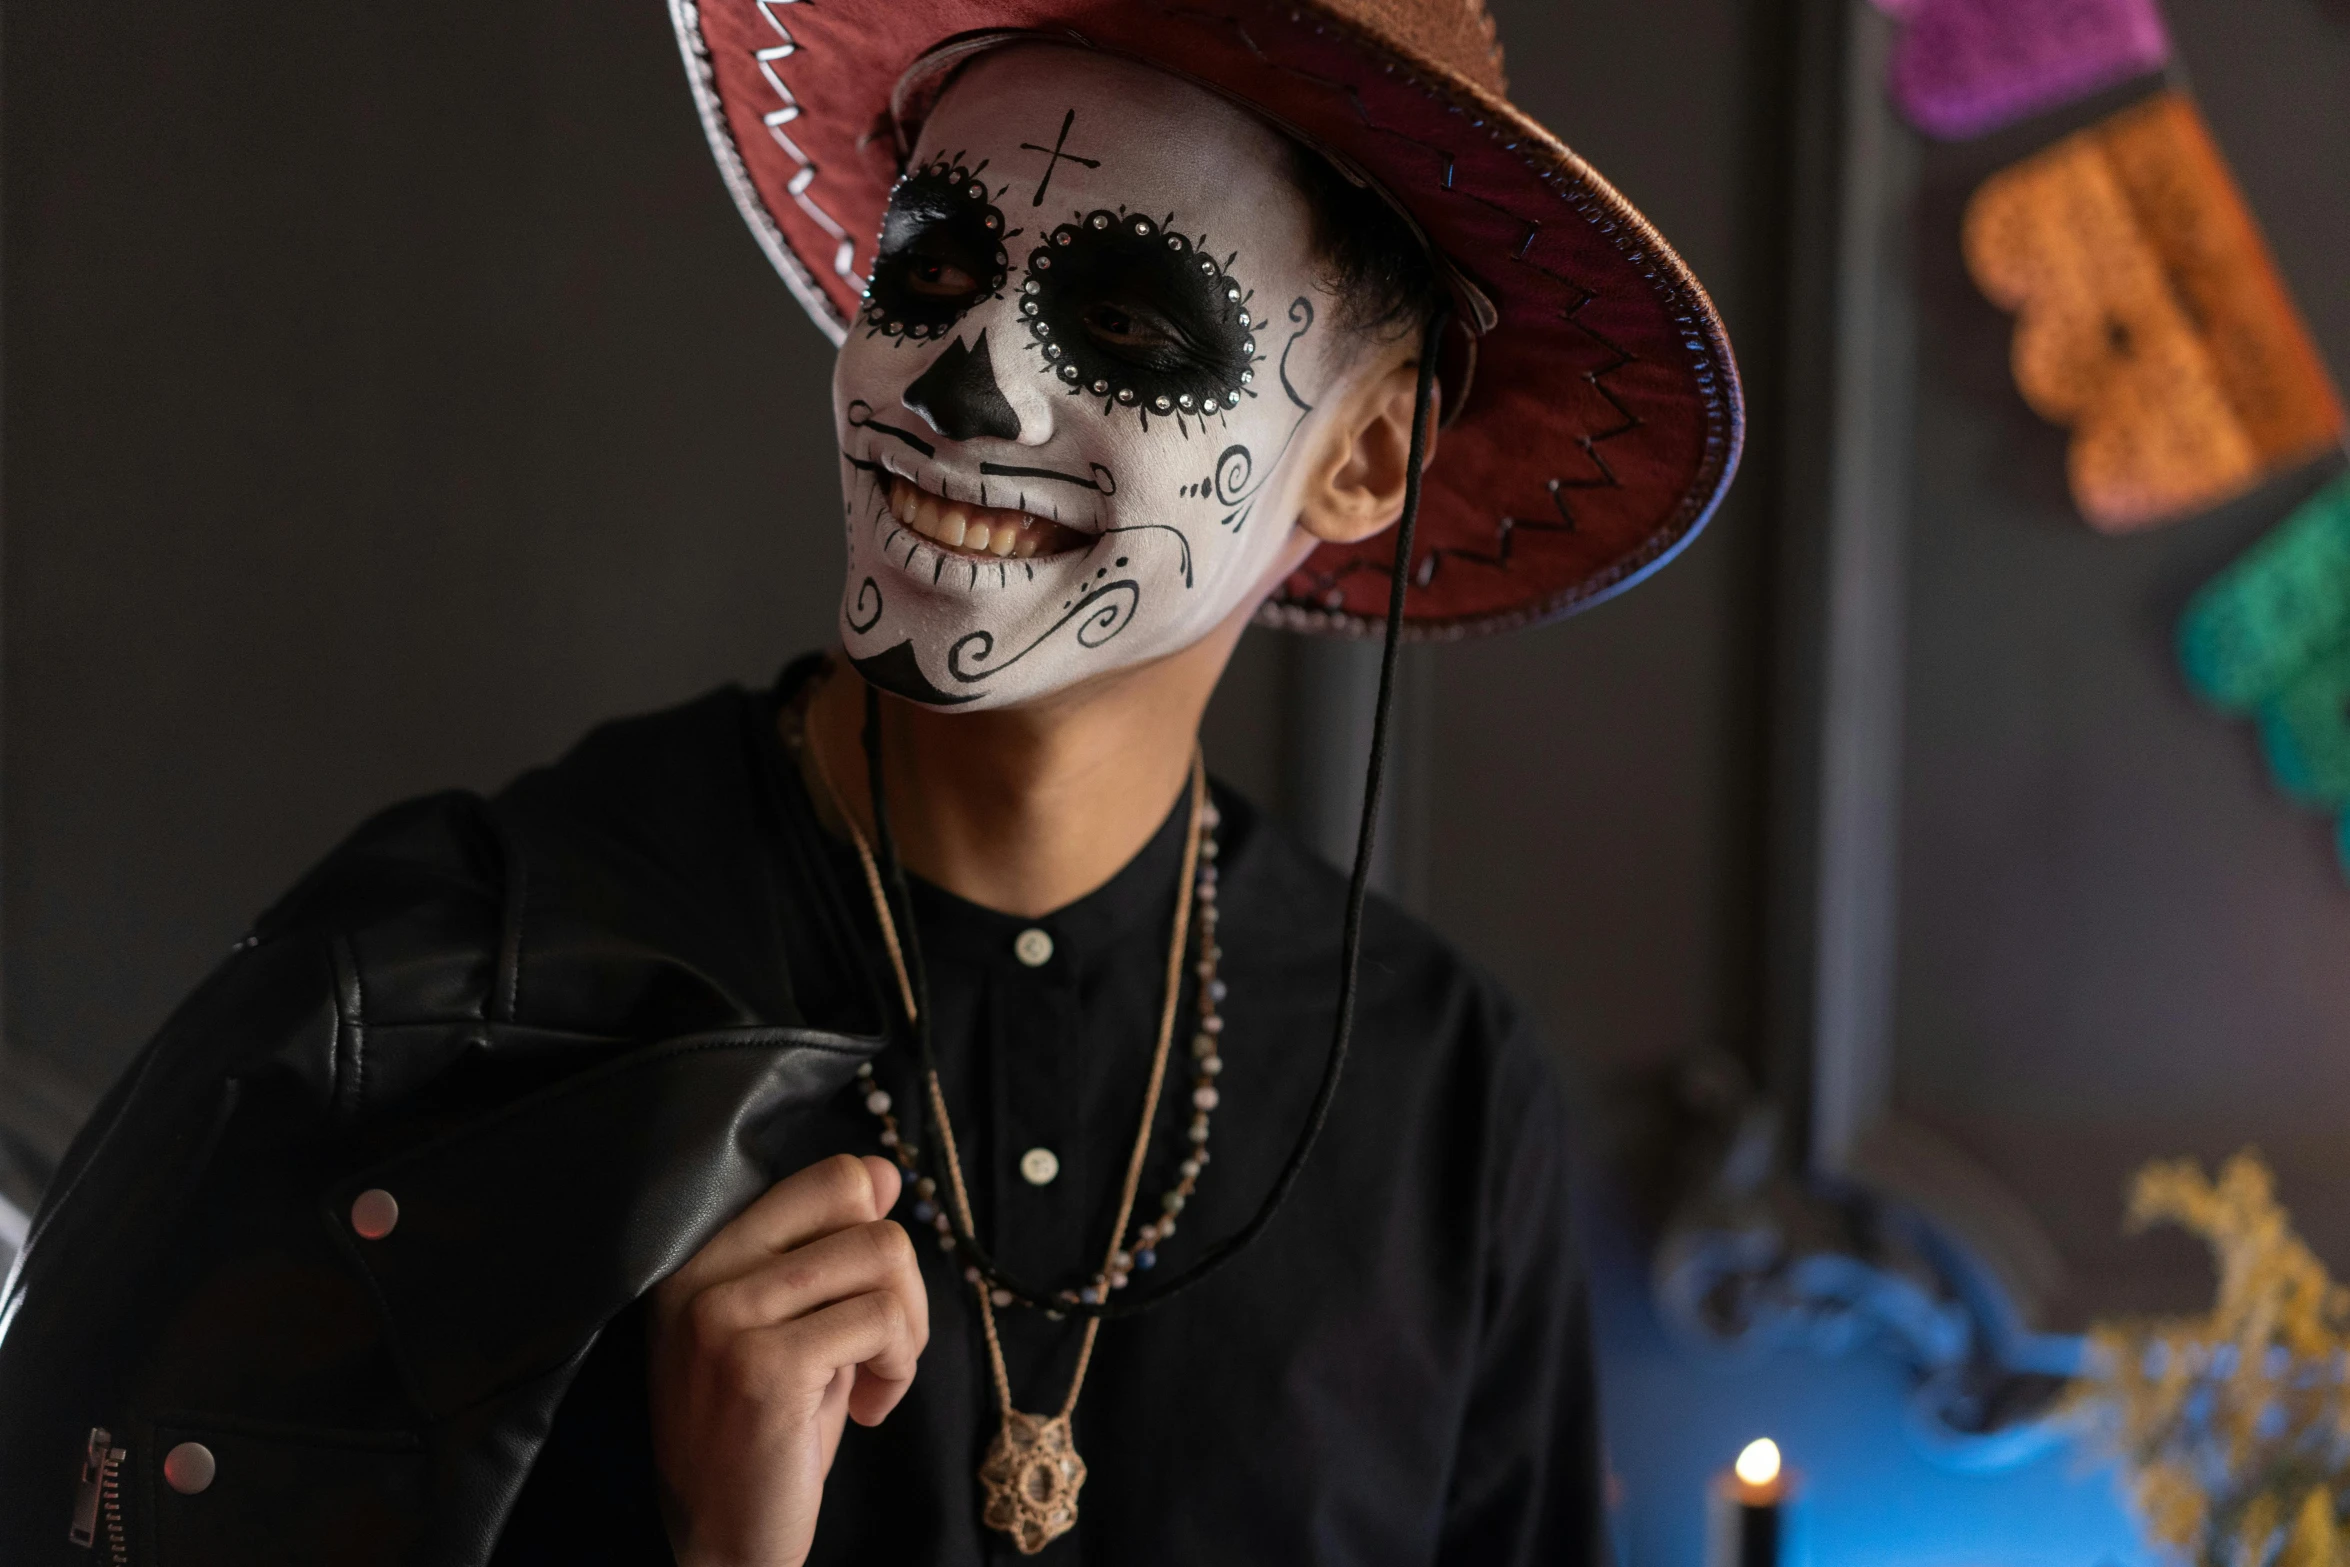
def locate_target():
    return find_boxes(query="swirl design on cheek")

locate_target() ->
[1194,296,1319,532]
[946,576,1142,684]
[1213,445,1253,506]
[1278,294,1317,413]
[847,576,884,634]
[1096,523,1193,587]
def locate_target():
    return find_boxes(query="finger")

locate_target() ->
[816,1363,856,1473]
[691,1219,930,1351]
[672,1154,890,1290]
[848,1359,917,1428]
[861,1156,902,1222]
[756,1288,925,1407]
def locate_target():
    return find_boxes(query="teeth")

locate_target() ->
[886,475,1078,562]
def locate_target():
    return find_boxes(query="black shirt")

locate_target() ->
[492,665,1604,1565]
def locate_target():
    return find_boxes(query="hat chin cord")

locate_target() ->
[863,299,1452,1321]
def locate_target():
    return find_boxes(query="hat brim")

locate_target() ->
[672,0,1744,638]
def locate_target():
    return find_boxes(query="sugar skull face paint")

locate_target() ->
[831,46,1357,710]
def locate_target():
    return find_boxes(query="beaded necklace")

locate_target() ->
[791,694,1221,1554]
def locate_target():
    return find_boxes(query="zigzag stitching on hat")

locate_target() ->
[1151,3,1668,602]
[1397,256,1646,588]
[1292,282,1645,603]
[748,0,865,290]
[1161,8,1474,198]
[670,0,841,339]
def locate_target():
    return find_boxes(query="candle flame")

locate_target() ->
[1734,1437,1781,1489]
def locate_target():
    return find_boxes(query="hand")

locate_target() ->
[648,1153,930,1567]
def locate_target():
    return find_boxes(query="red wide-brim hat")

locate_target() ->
[668,0,1743,639]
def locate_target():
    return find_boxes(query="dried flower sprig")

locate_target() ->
[2068,1151,2350,1567]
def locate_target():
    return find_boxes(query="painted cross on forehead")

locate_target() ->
[1018,109,1100,206]
[828,47,1349,712]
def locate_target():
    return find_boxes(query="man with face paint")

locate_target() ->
[830,49,1411,715]
[0,5,1740,1566]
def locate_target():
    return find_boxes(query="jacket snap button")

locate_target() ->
[163,1442,216,1495]
[1019,1147,1060,1186]
[350,1188,400,1240]
[1013,928,1054,967]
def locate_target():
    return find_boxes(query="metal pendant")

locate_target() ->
[978,1409,1088,1554]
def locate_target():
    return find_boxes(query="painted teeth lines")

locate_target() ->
[887,476,1067,560]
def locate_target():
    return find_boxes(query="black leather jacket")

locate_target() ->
[0,684,875,1567]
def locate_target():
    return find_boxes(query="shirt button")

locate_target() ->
[1013,928,1055,967]
[349,1188,399,1240]
[163,1441,216,1495]
[1019,1147,1061,1186]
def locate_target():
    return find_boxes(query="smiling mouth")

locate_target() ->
[885,476,1092,561]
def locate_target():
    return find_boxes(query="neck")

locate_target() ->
[800,610,1250,918]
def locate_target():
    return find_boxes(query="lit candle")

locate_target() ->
[1707,1437,1792,1567]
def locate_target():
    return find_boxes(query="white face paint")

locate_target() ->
[830,46,1352,710]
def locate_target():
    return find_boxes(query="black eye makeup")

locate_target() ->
[1019,210,1258,418]
[861,160,1010,339]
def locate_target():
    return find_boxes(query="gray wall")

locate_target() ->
[1419,0,1786,1083]
[2,1,853,1153]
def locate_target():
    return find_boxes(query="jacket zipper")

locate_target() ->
[69,1426,129,1564]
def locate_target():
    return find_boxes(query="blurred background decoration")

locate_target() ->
[2179,475,2350,881]
[2,0,2346,1560]
[2069,1151,2350,1567]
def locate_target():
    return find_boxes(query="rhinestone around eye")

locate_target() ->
[1177,392,1195,410]
[1022,299,1040,315]
[1061,364,1081,381]
[1241,369,1254,384]
[1090,213,1110,229]
[1224,285,1240,300]
[1090,379,1109,394]
[1197,259,1215,274]
[1116,387,1137,404]
[983,213,1002,231]
[1153,394,1172,412]
[1046,343,1062,359]
[1167,234,1188,251]
[1023,278,1041,294]
[966,182,984,199]
[1055,231,1073,246]
[1238,310,1251,327]
[1132,217,1153,235]
[1242,338,1256,354]
[885,321,904,336]
[1035,320,1051,336]
[1225,389,1242,406]
[1035,254,1053,269]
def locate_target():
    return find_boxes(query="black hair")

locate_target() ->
[1283,137,1443,340]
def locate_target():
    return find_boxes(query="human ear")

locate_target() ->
[1294,343,1442,546]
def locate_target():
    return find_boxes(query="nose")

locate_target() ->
[903,328,1045,444]
[903,328,1016,442]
